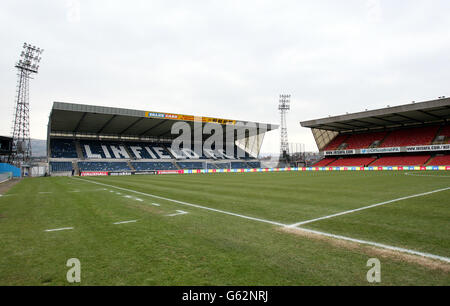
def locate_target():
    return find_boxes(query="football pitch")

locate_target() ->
[0,171,449,285]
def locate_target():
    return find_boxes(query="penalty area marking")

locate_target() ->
[287,187,450,228]
[45,227,74,232]
[113,220,138,225]
[74,177,450,263]
[151,203,161,206]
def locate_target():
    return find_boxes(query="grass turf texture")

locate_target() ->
[0,171,448,285]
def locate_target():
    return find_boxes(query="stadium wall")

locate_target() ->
[78,165,450,176]
[0,163,21,178]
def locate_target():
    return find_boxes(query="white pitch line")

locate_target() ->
[113,220,138,225]
[45,227,74,232]
[75,178,286,227]
[151,203,160,206]
[405,172,450,178]
[291,227,450,263]
[166,210,189,217]
[288,187,450,228]
[38,192,53,194]
[74,178,450,263]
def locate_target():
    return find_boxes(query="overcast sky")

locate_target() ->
[1,0,449,153]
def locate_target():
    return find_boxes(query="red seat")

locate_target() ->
[380,126,439,147]
[427,155,450,166]
[438,125,450,143]
[324,134,348,151]
[327,157,376,167]
[312,158,336,167]
[371,155,430,166]
[345,131,388,149]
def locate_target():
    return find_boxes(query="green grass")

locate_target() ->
[0,171,449,285]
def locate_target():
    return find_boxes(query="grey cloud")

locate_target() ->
[1,0,449,153]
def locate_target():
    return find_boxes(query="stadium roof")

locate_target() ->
[48,102,278,139]
[300,97,450,133]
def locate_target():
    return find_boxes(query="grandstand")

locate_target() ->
[47,102,278,175]
[300,98,450,167]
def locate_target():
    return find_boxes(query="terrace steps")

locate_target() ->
[75,140,84,160]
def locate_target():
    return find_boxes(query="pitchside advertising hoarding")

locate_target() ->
[79,165,450,176]
[80,171,109,176]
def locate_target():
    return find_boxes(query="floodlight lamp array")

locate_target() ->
[16,42,44,73]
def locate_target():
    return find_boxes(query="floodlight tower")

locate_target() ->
[8,43,43,165]
[278,94,290,158]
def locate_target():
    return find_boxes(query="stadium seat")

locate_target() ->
[126,142,173,159]
[344,131,388,149]
[324,134,348,151]
[327,157,377,167]
[230,161,249,169]
[50,137,262,173]
[206,163,231,169]
[176,162,205,170]
[78,162,131,172]
[312,158,336,167]
[77,139,251,160]
[437,125,450,143]
[80,140,133,159]
[379,126,439,147]
[370,155,431,166]
[246,161,261,168]
[426,155,450,166]
[50,139,78,158]
[49,161,73,172]
[131,162,177,171]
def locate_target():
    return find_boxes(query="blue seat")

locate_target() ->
[176,162,205,170]
[50,139,78,158]
[246,161,261,168]
[131,162,177,171]
[50,161,73,172]
[78,162,130,172]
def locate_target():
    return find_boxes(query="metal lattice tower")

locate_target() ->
[278,94,290,157]
[9,43,43,165]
